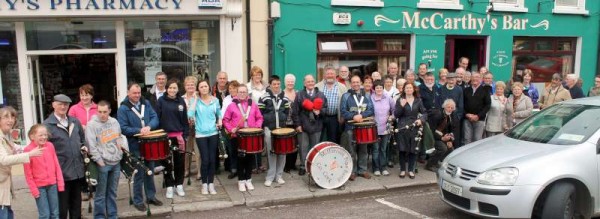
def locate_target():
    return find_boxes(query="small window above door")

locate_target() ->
[418,0,463,10]
[490,0,528,13]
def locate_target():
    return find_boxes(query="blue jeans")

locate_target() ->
[94,164,120,219]
[36,184,59,219]
[341,130,368,174]
[372,134,390,172]
[131,146,157,205]
[0,206,14,219]
[196,134,219,184]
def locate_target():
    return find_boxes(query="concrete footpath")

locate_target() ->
[12,162,438,218]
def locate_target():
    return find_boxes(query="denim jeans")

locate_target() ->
[372,134,390,172]
[131,147,157,205]
[36,184,59,219]
[0,206,14,219]
[94,164,120,219]
[196,134,219,184]
[463,120,485,145]
[341,130,368,174]
[299,131,320,170]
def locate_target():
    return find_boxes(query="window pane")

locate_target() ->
[556,0,578,6]
[513,40,531,51]
[316,55,408,81]
[513,55,573,83]
[382,39,407,51]
[557,41,573,51]
[320,41,349,52]
[351,38,377,50]
[0,23,23,130]
[125,20,220,89]
[26,21,116,50]
[535,40,553,51]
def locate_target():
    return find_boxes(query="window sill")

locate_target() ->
[417,2,463,10]
[552,7,589,15]
[331,0,384,7]
[489,4,528,13]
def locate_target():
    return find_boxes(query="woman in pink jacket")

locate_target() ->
[68,84,98,129]
[222,84,263,192]
[23,124,64,219]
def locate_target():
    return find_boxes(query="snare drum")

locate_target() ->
[353,121,378,144]
[138,133,170,161]
[271,128,297,155]
[305,142,353,189]
[237,128,264,154]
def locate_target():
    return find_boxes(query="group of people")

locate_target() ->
[0,56,595,219]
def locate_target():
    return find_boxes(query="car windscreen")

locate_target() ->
[506,104,600,145]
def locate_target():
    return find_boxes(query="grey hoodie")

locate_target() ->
[85,115,124,166]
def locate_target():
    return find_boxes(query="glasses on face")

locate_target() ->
[238,91,248,94]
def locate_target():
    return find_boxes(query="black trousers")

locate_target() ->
[322,115,341,143]
[233,138,255,180]
[164,151,185,187]
[59,178,83,219]
[428,140,450,167]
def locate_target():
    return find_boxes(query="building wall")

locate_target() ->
[242,0,269,82]
[272,0,600,90]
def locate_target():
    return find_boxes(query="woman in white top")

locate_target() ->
[485,81,512,137]
[220,80,241,179]
[383,75,399,98]
[182,76,200,180]
[247,66,268,105]
[282,74,299,173]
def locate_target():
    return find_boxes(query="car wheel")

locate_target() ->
[541,182,576,219]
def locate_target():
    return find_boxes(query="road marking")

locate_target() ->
[375,198,432,219]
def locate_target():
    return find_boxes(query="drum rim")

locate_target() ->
[271,127,296,135]
[238,128,264,133]
[305,142,352,189]
[353,121,376,126]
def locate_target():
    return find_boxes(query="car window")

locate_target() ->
[506,104,600,145]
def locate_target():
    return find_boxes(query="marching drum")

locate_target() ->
[353,121,378,144]
[271,128,297,155]
[237,128,264,154]
[305,142,353,189]
[139,133,170,161]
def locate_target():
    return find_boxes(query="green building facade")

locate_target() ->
[272,0,599,91]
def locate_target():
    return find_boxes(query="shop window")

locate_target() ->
[317,34,410,80]
[418,0,463,10]
[489,0,528,13]
[553,0,588,15]
[331,0,383,7]
[0,23,23,131]
[25,21,116,50]
[125,20,220,92]
[512,37,576,83]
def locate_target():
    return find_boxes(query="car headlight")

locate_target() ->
[476,167,519,186]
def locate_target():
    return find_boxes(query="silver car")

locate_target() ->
[438,97,600,218]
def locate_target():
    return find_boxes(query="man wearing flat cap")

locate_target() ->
[43,94,87,219]
[539,73,571,109]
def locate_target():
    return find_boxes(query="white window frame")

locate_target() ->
[331,0,384,7]
[488,0,528,13]
[553,0,588,15]
[417,0,463,10]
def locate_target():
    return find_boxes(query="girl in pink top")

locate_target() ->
[222,85,263,192]
[23,124,64,219]
[68,84,98,129]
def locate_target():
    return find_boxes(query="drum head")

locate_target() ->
[239,128,263,134]
[306,142,353,189]
[354,121,376,126]
[272,128,295,135]
[139,132,167,139]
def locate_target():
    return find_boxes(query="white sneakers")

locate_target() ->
[245,179,255,190]
[201,183,209,195]
[264,180,272,187]
[208,183,217,195]
[175,185,185,197]
[276,177,285,185]
[374,171,381,176]
[382,170,390,176]
[238,181,246,192]
[166,187,174,199]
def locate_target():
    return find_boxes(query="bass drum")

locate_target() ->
[305,142,353,189]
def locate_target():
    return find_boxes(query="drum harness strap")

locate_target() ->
[237,101,251,128]
[131,104,146,127]
[271,94,283,129]
[352,93,364,114]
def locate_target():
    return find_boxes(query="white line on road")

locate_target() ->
[375,198,433,219]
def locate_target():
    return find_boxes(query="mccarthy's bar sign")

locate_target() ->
[375,12,550,34]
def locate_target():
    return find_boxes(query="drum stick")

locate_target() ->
[347,117,374,124]
[134,129,165,137]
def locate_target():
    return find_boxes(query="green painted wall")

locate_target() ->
[272,0,600,90]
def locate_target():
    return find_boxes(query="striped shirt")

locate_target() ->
[323,83,339,115]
